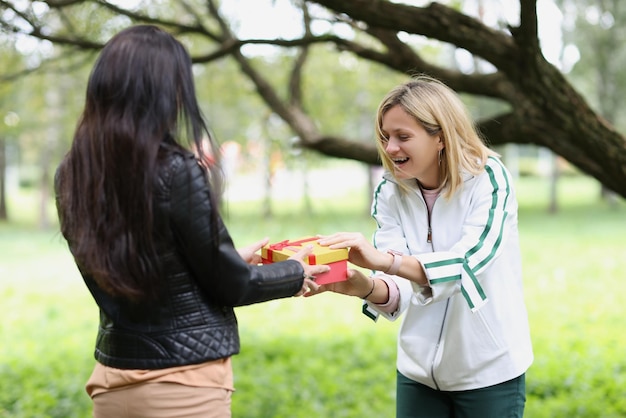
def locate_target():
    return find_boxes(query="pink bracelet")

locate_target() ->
[385,250,402,275]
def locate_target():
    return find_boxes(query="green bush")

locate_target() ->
[232,327,397,417]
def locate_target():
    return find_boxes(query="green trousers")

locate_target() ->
[396,371,526,418]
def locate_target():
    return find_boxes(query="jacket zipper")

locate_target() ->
[422,187,437,246]
[425,194,435,247]
[421,188,444,388]
[430,300,449,390]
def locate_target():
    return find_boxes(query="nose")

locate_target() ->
[385,137,400,154]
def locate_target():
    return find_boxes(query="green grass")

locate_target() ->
[1,174,625,417]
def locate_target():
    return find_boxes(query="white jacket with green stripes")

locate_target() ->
[366,156,533,391]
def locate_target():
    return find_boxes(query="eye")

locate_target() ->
[379,135,390,143]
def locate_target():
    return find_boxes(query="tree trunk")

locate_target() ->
[0,137,7,221]
[40,76,62,229]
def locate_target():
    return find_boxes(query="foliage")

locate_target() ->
[301,45,407,138]
[0,227,94,418]
[1,174,625,417]
[232,314,398,417]
[516,179,626,418]
[558,0,626,131]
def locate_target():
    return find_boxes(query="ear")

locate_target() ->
[437,136,445,151]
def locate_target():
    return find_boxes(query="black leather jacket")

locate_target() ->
[70,147,304,369]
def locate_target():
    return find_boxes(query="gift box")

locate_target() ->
[261,236,348,285]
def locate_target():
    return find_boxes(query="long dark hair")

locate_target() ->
[56,25,222,301]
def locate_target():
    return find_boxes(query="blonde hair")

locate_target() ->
[375,75,497,198]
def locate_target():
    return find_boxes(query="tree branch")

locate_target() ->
[515,0,540,54]
[308,0,519,70]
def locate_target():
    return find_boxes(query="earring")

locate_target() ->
[438,149,442,166]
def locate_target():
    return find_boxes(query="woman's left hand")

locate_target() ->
[237,237,269,264]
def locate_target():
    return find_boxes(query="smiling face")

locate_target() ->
[380,105,444,189]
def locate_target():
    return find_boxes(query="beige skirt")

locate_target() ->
[92,382,232,418]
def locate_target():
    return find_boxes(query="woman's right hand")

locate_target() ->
[305,268,374,299]
[288,245,329,296]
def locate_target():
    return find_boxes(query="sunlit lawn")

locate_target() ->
[1,171,625,417]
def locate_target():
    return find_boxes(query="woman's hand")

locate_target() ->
[294,276,320,297]
[237,237,270,264]
[305,268,373,298]
[318,232,390,272]
[288,245,328,296]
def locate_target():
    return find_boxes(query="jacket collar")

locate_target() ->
[381,169,475,192]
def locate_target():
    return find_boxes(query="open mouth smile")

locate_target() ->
[392,157,409,166]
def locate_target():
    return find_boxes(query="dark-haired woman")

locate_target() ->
[54,25,324,418]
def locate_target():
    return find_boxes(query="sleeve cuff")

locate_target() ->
[369,276,400,314]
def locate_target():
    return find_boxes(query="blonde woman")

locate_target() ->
[313,76,533,417]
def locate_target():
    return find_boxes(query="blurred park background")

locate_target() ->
[1,0,626,417]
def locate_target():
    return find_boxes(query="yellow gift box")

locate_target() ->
[261,236,348,284]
